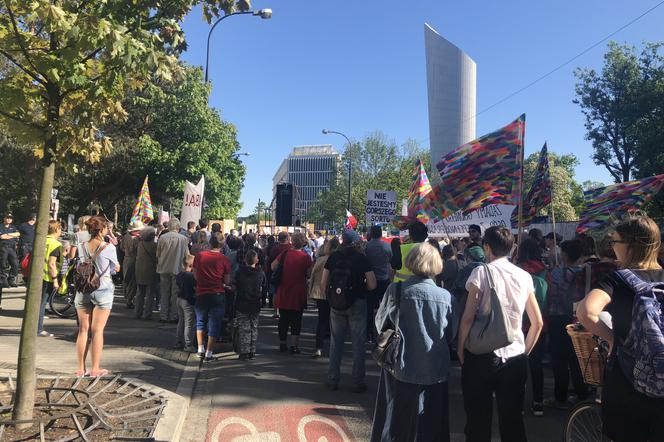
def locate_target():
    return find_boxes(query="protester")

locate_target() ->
[134,226,158,320]
[190,229,210,256]
[69,215,91,260]
[453,245,485,302]
[184,221,197,240]
[38,220,63,337]
[191,218,210,243]
[0,213,20,287]
[156,218,189,323]
[467,224,482,249]
[268,232,291,317]
[322,229,377,392]
[577,232,599,263]
[308,236,339,358]
[175,254,196,353]
[394,221,428,282]
[517,238,549,416]
[364,225,392,343]
[18,213,36,260]
[193,233,231,361]
[75,216,120,377]
[234,249,265,360]
[547,239,589,408]
[121,221,143,309]
[271,232,312,354]
[439,244,462,289]
[578,214,664,442]
[543,232,561,268]
[457,226,543,442]
[371,243,456,441]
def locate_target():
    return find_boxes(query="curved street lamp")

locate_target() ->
[204,9,272,83]
[322,129,352,212]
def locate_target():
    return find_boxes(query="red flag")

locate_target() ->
[345,210,358,230]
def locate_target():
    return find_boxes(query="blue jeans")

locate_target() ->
[194,294,225,339]
[38,281,53,333]
[328,298,367,386]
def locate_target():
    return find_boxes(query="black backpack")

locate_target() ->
[326,250,354,310]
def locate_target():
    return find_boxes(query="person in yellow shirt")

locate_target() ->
[393,221,429,282]
[38,220,63,337]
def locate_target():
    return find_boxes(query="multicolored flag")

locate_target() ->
[435,114,525,216]
[576,174,664,233]
[130,176,154,223]
[345,210,358,230]
[512,142,552,227]
[393,158,444,229]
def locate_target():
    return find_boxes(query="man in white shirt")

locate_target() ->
[456,226,543,442]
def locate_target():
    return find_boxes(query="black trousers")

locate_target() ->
[278,309,303,341]
[462,351,528,442]
[529,332,546,403]
[315,299,330,349]
[549,315,588,402]
[0,246,18,280]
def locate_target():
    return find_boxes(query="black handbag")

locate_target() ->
[372,282,402,373]
[269,249,288,287]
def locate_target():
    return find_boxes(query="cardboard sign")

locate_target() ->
[365,190,398,225]
[427,204,516,237]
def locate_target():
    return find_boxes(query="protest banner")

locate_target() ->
[180,176,205,228]
[366,190,398,225]
[427,204,516,237]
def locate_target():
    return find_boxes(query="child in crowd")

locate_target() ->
[234,250,265,360]
[175,255,196,352]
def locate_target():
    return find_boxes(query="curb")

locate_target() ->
[153,353,202,442]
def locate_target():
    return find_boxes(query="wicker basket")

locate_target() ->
[566,324,606,386]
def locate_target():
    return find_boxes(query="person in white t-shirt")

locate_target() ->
[456,226,543,442]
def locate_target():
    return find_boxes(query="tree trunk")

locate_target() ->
[11,160,56,427]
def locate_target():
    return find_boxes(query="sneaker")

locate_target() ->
[531,401,544,417]
[352,383,368,393]
[197,351,205,359]
[38,331,53,337]
[311,349,322,359]
[325,382,339,391]
[279,344,287,353]
[249,352,256,360]
[290,346,301,355]
[204,355,215,362]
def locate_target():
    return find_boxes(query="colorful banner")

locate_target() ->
[130,176,154,223]
[435,114,525,217]
[513,142,552,227]
[576,174,664,233]
[366,190,398,224]
[180,176,205,228]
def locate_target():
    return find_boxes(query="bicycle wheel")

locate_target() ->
[49,288,77,318]
[564,400,609,442]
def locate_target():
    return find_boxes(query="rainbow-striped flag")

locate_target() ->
[130,176,154,223]
[392,158,444,229]
[512,142,551,227]
[576,174,664,233]
[435,114,525,216]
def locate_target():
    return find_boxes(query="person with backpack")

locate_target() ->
[271,232,312,354]
[456,226,543,442]
[234,249,265,360]
[577,214,664,442]
[308,236,340,358]
[517,238,549,417]
[321,229,377,392]
[546,239,589,409]
[74,216,120,377]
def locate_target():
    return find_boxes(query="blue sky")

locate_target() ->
[178,0,664,216]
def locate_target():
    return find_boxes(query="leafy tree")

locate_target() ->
[581,180,606,192]
[254,198,267,224]
[56,64,245,221]
[522,151,584,221]
[0,0,248,424]
[308,133,428,227]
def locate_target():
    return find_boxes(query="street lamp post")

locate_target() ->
[204,8,272,83]
[322,129,353,212]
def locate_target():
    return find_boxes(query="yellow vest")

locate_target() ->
[393,242,418,282]
[43,235,63,282]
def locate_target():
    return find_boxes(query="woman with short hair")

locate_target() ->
[371,242,456,442]
[577,214,664,442]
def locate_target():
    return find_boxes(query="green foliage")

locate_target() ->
[0,133,40,220]
[523,151,583,221]
[308,133,428,226]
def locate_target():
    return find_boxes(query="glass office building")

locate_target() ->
[272,145,340,221]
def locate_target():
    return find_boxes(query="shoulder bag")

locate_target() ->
[372,282,402,373]
[269,249,288,287]
[465,263,515,355]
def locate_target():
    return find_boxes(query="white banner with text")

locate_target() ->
[427,204,516,237]
[180,176,205,228]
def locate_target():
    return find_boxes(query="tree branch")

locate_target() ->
[0,108,45,129]
[4,0,46,84]
[0,49,45,86]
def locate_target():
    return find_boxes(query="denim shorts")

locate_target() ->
[194,294,225,338]
[75,279,115,310]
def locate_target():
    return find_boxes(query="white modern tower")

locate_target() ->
[424,23,476,167]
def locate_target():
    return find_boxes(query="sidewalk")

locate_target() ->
[0,286,190,393]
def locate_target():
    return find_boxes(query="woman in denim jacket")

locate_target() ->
[371,242,457,442]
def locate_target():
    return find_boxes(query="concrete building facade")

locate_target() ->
[424,23,477,167]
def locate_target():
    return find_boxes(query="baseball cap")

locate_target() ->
[342,229,361,245]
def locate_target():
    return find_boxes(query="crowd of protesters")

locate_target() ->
[1,209,663,442]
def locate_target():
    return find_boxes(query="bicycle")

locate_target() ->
[48,261,77,319]
[563,323,611,442]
